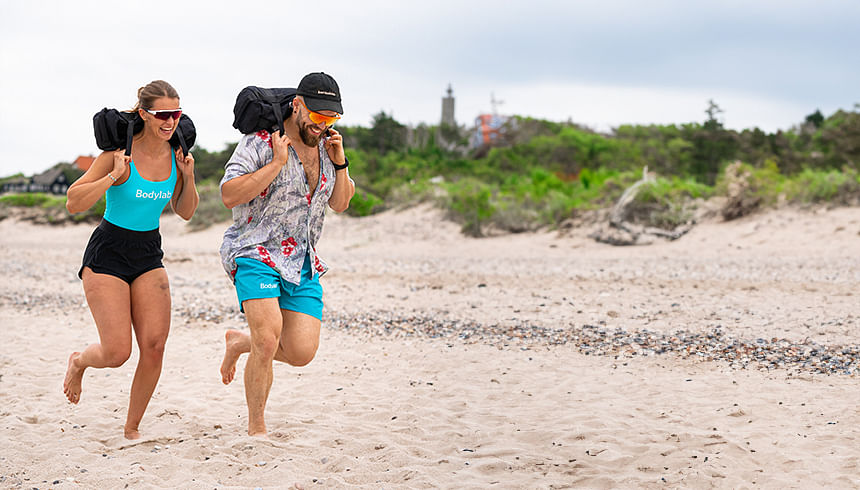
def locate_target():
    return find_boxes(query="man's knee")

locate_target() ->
[288,350,316,367]
[283,339,318,367]
[250,330,281,360]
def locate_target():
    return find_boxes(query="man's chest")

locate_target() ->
[294,148,321,191]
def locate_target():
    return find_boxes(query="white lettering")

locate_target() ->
[135,189,173,200]
[316,90,337,96]
[260,283,278,289]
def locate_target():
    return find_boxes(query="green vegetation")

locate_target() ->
[187,182,231,231]
[785,167,860,204]
[4,101,859,235]
[0,192,66,208]
[341,102,860,235]
[192,142,237,183]
[0,192,104,223]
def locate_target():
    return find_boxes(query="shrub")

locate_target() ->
[386,179,442,209]
[187,183,231,230]
[630,176,713,228]
[443,178,495,237]
[0,192,66,208]
[346,188,385,217]
[784,167,860,205]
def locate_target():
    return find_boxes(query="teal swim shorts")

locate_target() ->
[234,255,323,320]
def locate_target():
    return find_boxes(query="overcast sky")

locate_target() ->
[1,0,858,176]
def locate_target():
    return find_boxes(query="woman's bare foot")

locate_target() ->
[124,425,141,440]
[248,429,269,439]
[63,352,85,404]
[220,330,249,385]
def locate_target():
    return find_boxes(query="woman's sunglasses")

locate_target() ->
[296,99,340,127]
[145,108,183,121]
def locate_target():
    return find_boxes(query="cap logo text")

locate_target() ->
[317,90,337,96]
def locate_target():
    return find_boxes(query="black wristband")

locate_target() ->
[333,156,349,170]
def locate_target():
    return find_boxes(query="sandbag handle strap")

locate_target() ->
[175,126,189,158]
[124,116,135,156]
[262,88,285,135]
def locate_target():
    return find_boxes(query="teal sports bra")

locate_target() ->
[103,152,177,231]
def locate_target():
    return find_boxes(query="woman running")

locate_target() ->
[63,80,199,439]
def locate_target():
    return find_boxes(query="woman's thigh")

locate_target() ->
[81,267,133,350]
[129,267,171,347]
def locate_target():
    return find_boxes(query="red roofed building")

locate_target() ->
[75,155,95,171]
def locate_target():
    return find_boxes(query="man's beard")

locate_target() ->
[298,120,322,147]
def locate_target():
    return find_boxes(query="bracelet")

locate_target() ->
[333,156,349,171]
[107,172,117,183]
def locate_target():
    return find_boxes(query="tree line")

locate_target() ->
[177,101,860,234]
[5,101,858,235]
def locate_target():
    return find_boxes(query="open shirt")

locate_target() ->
[219,130,336,285]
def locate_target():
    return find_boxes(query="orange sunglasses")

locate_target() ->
[295,98,341,126]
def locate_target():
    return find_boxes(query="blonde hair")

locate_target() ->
[131,80,179,111]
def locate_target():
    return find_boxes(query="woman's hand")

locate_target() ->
[176,148,195,179]
[111,150,131,181]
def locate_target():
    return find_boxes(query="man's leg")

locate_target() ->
[277,309,320,367]
[242,297,283,436]
[220,310,320,383]
[220,329,250,385]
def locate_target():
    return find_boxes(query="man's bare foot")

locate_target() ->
[63,352,84,404]
[124,425,141,440]
[220,330,248,385]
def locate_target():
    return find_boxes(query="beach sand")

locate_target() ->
[0,205,858,488]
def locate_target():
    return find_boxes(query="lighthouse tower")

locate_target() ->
[441,84,455,127]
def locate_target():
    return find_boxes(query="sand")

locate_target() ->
[0,204,858,489]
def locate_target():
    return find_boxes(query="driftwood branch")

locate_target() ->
[590,166,694,246]
[609,166,654,226]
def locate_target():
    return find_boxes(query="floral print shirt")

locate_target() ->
[219,130,335,285]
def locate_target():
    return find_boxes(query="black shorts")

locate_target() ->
[79,220,164,284]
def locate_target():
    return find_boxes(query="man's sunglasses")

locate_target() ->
[296,99,340,127]
[145,108,183,121]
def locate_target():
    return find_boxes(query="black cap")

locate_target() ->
[296,72,343,114]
